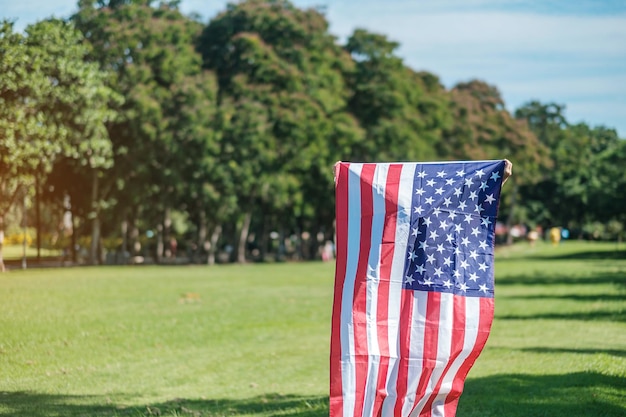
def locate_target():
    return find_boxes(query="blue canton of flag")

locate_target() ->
[403,160,505,298]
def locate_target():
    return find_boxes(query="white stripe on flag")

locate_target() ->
[362,164,388,417]
[410,293,455,416]
[402,291,429,416]
[429,297,481,417]
[381,163,416,417]
[341,164,363,417]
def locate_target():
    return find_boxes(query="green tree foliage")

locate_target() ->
[3,0,623,267]
[445,81,548,178]
[198,0,359,261]
[28,19,121,264]
[443,81,551,242]
[0,19,118,269]
[345,29,450,162]
[589,137,626,230]
[515,101,621,234]
[73,0,219,262]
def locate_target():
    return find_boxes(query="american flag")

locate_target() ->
[330,160,506,417]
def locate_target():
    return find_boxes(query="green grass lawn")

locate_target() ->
[0,240,625,416]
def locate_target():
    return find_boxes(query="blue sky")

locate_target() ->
[2,0,625,137]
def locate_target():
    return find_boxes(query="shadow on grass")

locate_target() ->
[460,371,626,417]
[518,248,626,261]
[495,271,626,288]
[3,372,626,417]
[0,392,329,417]
[496,309,626,322]
[519,346,626,358]
[502,293,626,301]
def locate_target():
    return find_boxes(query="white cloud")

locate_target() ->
[321,5,626,135]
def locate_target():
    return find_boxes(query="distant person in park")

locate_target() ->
[550,227,561,246]
[322,240,335,262]
[527,228,539,247]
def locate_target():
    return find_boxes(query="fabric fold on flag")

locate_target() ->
[330,160,506,417]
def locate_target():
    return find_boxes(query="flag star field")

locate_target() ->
[402,161,504,298]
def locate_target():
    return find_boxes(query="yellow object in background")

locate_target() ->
[550,227,562,246]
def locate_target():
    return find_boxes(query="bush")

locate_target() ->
[582,220,624,241]
[4,230,34,246]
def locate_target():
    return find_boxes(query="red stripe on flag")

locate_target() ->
[443,297,494,416]
[409,292,442,414]
[419,296,466,417]
[372,164,403,417]
[330,163,350,417]
[393,289,415,416]
[352,164,377,417]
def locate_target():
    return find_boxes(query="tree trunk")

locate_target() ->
[207,224,222,265]
[0,183,24,270]
[0,215,5,272]
[156,222,163,264]
[301,228,313,260]
[70,208,77,263]
[293,226,301,261]
[35,173,41,263]
[259,218,269,262]
[275,224,285,262]
[163,208,171,259]
[90,216,101,264]
[197,212,207,264]
[98,235,104,265]
[131,223,140,256]
[21,193,27,269]
[121,217,128,261]
[237,211,252,264]
[89,171,101,265]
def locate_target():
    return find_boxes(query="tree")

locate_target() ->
[0,19,118,270]
[73,1,218,263]
[28,18,121,264]
[345,29,451,162]
[589,135,626,234]
[514,102,621,234]
[199,0,358,262]
[173,73,232,264]
[444,81,551,243]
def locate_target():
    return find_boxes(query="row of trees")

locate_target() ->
[1,0,624,269]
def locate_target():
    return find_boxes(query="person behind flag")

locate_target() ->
[331,158,512,417]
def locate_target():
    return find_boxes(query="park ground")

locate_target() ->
[1,240,625,417]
